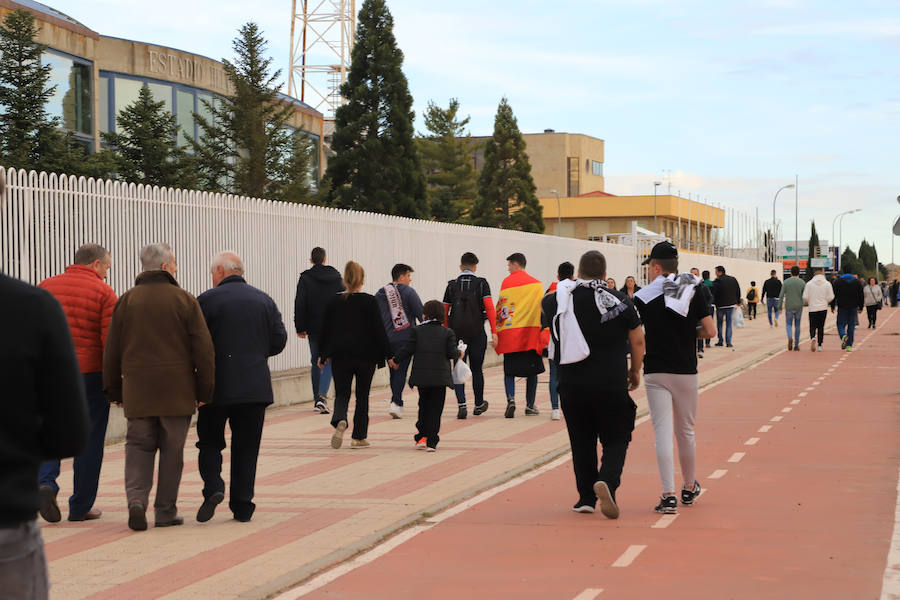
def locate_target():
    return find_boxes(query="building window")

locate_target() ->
[566,157,580,197]
[98,77,109,134]
[44,50,92,138]
[591,160,603,176]
[175,89,194,147]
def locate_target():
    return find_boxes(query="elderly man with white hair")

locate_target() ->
[104,243,215,531]
[195,251,287,523]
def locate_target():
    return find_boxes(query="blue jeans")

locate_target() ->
[784,308,802,345]
[389,342,411,406]
[39,372,109,515]
[836,307,857,347]
[766,298,780,325]
[505,375,538,407]
[454,332,487,406]
[548,360,559,410]
[716,307,733,345]
[307,335,332,399]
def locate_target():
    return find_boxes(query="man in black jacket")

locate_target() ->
[830,269,865,352]
[761,269,783,327]
[712,266,742,348]
[294,247,345,414]
[196,252,287,523]
[0,169,89,596]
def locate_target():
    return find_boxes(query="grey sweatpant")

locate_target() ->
[645,373,699,494]
[0,520,49,599]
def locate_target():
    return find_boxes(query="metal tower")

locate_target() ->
[288,0,356,126]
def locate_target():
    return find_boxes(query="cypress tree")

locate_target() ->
[470,98,544,233]
[858,239,878,277]
[323,0,426,218]
[805,221,820,281]
[419,98,477,222]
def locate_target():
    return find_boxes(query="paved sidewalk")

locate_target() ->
[42,309,832,599]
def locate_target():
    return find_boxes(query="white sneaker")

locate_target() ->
[818,345,823,352]
[389,402,403,419]
[551,409,561,421]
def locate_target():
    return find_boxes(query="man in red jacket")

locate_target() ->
[37,244,117,522]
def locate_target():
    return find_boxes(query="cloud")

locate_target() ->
[755,18,900,38]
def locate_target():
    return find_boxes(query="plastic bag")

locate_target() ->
[452,358,472,385]
[733,307,745,329]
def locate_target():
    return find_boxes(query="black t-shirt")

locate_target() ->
[634,286,711,375]
[541,286,641,390]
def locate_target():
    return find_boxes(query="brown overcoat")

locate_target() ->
[103,270,215,418]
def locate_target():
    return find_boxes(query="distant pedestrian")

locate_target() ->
[37,243,116,524]
[619,276,641,299]
[389,301,461,451]
[375,264,423,419]
[443,252,498,419]
[1,165,89,597]
[864,277,883,328]
[830,267,865,352]
[778,266,806,351]
[543,261,576,421]
[634,242,716,515]
[890,280,898,308]
[319,261,392,449]
[195,252,287,523]
[802,267,834,351]
[542,250,644,518]
[761,269,783,327]
[104,243,215,531]
[701,270,715,350]
[712,266,741,348]
[690,268,714,359]
[745,281,759,320]
[496,253,547,418]
[606,277,617,290]
[294,247,346,414]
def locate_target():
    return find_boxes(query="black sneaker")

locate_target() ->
[524,405,539,416]
[473,401,489,416]
[457,405,467,420]
[314,397,330,414]
[504,399,516,418]
[654,495,677,514]
[572,501,595,514]
[714,342,724,347]
[681,482,701,506]
[726,343,734,348]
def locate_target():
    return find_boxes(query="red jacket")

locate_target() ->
[39,265,117,373]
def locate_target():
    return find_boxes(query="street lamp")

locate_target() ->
[549,189,561,236]
[653,181,661,233]
[832,208,861,273]
[771,183,795,263]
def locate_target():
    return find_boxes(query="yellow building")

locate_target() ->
[468,131,605,198]
[0,0,325,177]
[541,191,725,253]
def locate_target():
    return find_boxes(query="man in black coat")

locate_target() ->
[0,173,89,597]
[196,252,287,523]
[712,265,742,348]
[294,247,345,414]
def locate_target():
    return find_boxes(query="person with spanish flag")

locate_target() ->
[496,253,548,418]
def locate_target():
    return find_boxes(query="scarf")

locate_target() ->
[634,273,700,317]
[383,283,410,332]
[548,278,627,365]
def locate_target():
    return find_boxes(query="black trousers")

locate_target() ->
[747,303,757,319]
[331,356,376,440]
[414,386,446,448]
[196,403,266,520]
[808,310,827,345]
[559,384,636,505]
[454,331,487,406]
[867,305,879,327]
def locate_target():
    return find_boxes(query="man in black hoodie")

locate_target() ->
[295,247,345,413]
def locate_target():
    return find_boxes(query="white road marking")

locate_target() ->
[770,416,784,422]
[745,437,760,446]
[782,407,793,413]
[790,399,801,405]
[572,589,604,600]
[879,463,900,599]
[817,376,826,381]
[758,425,772,433]
[708,469,728,479]
[612,545,647,567]
[798,392,808,397]
[728,452,745,463]
[806,387,815,391]
[651,514,678,529]
[812,381,821,386]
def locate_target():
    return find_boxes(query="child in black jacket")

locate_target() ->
[390,300,460,450]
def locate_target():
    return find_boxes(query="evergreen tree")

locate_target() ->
[470,98,544,233]
[192,22,297,199]
[267,130,314,204]
[840,247,862,276]
[101,86,195,187]
[858,239,878,277]
[323,0,426,217]
[419,99,477,222]
[805,221,820,281]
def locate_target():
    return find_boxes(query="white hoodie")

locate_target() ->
[802,274,835,311]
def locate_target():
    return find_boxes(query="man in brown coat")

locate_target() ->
[104,243,215,531]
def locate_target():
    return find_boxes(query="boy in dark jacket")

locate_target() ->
[390,301,461,451]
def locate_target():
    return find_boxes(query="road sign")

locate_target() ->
[810,257,832,268]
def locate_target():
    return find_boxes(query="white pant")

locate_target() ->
[645,373,699,494]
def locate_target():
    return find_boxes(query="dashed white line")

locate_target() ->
[612,545,647,567]
[651,514,678,529]
[572,588,604,600]
[790,399,801,405]
[745,437,760,446]
[812,381,821,386]
[770,416,784,422]
[782,407,793,413]
[728,452,745,463]
[798,392,808,397]
[817,376,826,381]
[805,387,815,391]
[758,425,772,433]
[709,469,728,479]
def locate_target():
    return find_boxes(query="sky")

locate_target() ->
[51,0,900,264]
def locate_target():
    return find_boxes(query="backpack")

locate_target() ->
[746,288,756,301]
[447,279,484,341]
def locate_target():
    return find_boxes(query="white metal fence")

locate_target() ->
[0,167,780,373]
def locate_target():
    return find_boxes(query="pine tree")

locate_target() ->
[192,22,296,199]
[840,247,862,275]
[470,98,544,233]
[419,99,477,222]
[267,130,314,204]
[101,86,195,187]
[858,239,878,278]
[805,221,820,281]
[323,0,426,217]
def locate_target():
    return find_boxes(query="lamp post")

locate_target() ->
[832,208,860,273]
[549,189,561,236]
[653,181,661,234]
[771,183,795,263]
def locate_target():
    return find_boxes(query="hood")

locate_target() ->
[841,273,855,282]
[304,264,342,284]
[810,274,828,286]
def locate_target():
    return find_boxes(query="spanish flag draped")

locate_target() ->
[495,270,547,355]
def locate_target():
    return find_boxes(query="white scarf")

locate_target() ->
[634,273,700,317]
[383,284,410,331]
[548,278,626,365]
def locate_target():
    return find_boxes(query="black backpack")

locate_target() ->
[747,288,756,301]
[448,280,484,341]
